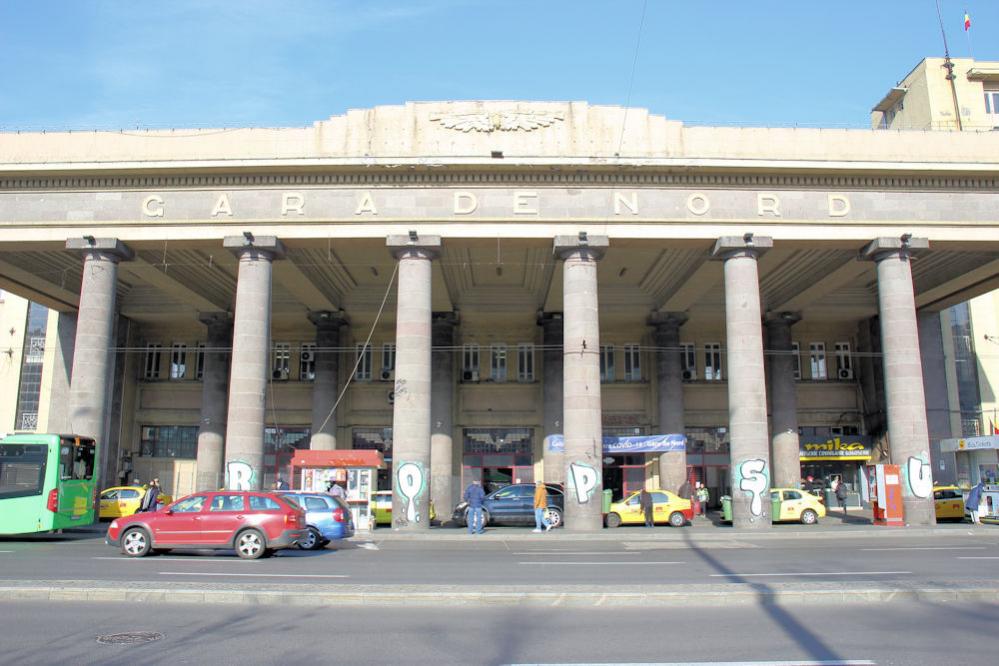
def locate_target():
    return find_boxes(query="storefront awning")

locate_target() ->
[544,434,686,454]
[939,435,999,453]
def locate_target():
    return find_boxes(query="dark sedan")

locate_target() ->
[452,483,564,528]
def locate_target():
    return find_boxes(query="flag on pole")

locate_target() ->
[965,12,971,31]
[991,419,998,435]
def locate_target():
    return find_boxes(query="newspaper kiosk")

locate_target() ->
[290,450,383,531]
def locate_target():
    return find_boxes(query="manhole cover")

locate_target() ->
[96,631,163,646]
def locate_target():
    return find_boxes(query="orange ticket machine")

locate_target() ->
[868,463,904,526]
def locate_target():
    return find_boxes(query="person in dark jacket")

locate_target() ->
[835,480,848,514]
[678,479,692,501]
[463,480,486,535]
[139,478,161,513]
[966,481,985,525]
[639,489,654,528]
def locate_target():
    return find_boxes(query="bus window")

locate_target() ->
[60,438,96,481]
[0,444,48,499]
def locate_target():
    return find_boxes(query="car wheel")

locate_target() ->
[606,512,622,528]
[544,507,562,529]
[298,526,322,551]
[235,529,267,560]
[800,509,818,525]
[121,527,151,557]
[669,511,686,528]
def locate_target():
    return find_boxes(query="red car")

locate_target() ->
[106,491,307,559]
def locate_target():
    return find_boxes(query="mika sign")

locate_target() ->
[799,436,873,461]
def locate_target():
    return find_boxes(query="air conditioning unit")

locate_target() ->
[462,370,480,382]
[681,369,695,381]
[380,368,394,381]
[838,368,854,380]
[272,368,290,381]
[300,350,315,363]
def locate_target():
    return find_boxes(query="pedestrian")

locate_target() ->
[139,478,161,513]
[678,478,692,501]
[639,488,654,528]
[463,479,486,535]
[533,480,552,532]
[835,480,848,514]
[275,477,289,491]
[697,483,711,519]
[966,480,985,525]
[326,479,346,499]
[692,481,702,517]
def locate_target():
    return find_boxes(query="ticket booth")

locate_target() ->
[290,450,383,531]
[867,463,904,526]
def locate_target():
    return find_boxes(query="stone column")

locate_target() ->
[555,234,608,531]
[195,312,232,491]
[713,235,773,529]
[649,311,688,493]
[766,312,801,490]
[431,311,459,523]
[387,233,440,531]
[539,312,565,485]
[862,236,935,525]
[222,235,284,491]
[309,310,348,451]
[65,238,133,482]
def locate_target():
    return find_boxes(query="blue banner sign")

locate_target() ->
[544,434,686,454]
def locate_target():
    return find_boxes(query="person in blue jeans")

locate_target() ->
[464,480,486,534]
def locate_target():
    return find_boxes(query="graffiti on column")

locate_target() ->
[903,454,932,499]
[395,461,425,526]
[226,461,254,491]
[568,462,599,504]
[737,458,769,518]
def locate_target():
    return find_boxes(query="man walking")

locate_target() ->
[464,479,485,535]
[966,480,985,525]
[139,478,161,513]
[835,480,849,515]
[533,480,552,532]
[639,488,654,528]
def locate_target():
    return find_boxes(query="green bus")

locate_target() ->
[0,433,98,535]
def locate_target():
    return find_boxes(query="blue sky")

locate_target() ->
[2,1,997,131]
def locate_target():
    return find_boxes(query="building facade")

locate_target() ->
[3,100,999,528]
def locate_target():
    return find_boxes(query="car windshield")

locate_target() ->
[280,495,302,510]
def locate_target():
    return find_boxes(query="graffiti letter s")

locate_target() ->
[396,461,424,523]
[226,461,253,491]
[738,458,768,517]
[568,462,599,504]
[906,456,932,499]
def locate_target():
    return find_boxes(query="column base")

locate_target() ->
[903,498,937,527]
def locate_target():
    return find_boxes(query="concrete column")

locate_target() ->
[387,233,441,531]
[555,234,608,531]
[649,311,688,493]
[713,235,773,529]
[539,312,565,485]
[862,236,936,525]
[309,310,347,451]
[195,312,232,491]
[431,311,459,524]
[766,312,801,490]
[222,235,284,491]
[65,238,133,481]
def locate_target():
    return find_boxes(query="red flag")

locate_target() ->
[965,12,971,31]
[991,419,998,435]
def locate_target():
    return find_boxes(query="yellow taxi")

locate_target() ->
[372,490,435,525]
[771,488,826,524]
[933,485,966,521]
[98,486,172,520]
[605,489,693,528]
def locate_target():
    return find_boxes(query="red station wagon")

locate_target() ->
[106,491,307,559]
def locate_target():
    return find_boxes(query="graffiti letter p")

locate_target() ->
[569,462,600,504]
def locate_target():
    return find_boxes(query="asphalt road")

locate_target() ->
[2,599,997,665]
[2,523,999,588]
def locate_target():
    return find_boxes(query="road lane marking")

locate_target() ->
[505,661,877,665]
[511,551,638,555]
[957,556,999,559]
[710,571,910,578]
[519,561,684,565]
[93,557,260,563]
[159,572,348,578]
[0,551,13,553]
[861,546,986,551]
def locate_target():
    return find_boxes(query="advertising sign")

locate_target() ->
[799,436,873,461]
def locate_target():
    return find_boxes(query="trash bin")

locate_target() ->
[602,489,613,514]
[771,494,782,521]
[721,495,732,522]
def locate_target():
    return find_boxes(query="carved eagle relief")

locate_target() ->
[429,111,565,133]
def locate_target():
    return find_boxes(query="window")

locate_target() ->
[272,343,290,380]
[249,495,282,511]
[791,342,802,380]
[381,343,396,376]
[834,342,853,379]
[809,342,827,380]
[172,495,207,513]
[195,343,206,381]
[143,343,162,380]
[300,343,316,381]
[985,90,999,122]
[623,344,641,381]
[354,343,372,381]
[600,345,615,382]
[490,344,507,382]
[784,490,803,501]
[59,438,95,480]
[462,344,480,380]
[305,496,330,512]
[209,494,246,512]
[0,443,47,499]
[705,343,722,381]
[170,343,187,380]
[139,426,198,458]
[119,489,140,500]
[681,343,696,379]
[517,343,534,382]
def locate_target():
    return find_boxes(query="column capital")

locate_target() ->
[764,311,802,329]
[553,234,608,261]
[223,234,285,260]
[860,235,929,263]
[387,233,441,260]
[65,237,134,262]
[648,311,688,330]
[711,234,773,261]
[308,309,349,329]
